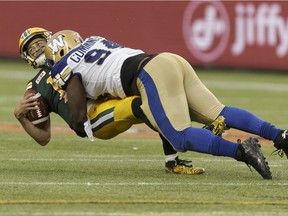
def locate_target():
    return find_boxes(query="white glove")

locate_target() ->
[83,117,94,142]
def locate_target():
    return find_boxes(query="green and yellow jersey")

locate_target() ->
[25,65,74,130]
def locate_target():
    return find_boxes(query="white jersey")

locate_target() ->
[51,36,144,99]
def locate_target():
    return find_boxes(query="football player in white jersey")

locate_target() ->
[15,27,206,175]
[46,30,288,179]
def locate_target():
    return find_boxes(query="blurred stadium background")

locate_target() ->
[1,1,288,71]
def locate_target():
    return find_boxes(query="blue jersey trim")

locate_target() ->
[50,51,76,90]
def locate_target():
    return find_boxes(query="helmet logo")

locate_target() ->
[47,35,65,54]
[21,29,31,41]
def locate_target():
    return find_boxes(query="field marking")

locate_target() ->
[0,213,285,216]
[0,199,287,206]
[0,212,285,216]
[4,157,283,166]
[0,70,34,80]
[0,181,288,187]
[1,68,288,92]
[6,158,162,162]
[3,157,235,163]
[203,80,288,92]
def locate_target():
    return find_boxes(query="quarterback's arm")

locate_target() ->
[14,93,51,146]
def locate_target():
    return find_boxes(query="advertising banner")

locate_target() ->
[1,1,287,70]
[183,1,288,70]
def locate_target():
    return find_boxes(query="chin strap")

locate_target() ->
[83,117,94,142]
[32,53,46,68]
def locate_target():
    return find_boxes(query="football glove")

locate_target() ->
[203,115,227,137]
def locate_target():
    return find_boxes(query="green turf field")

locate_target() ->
[1,60,288,215]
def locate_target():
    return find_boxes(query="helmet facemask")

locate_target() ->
[23,52,46,69]
[23,37,47,68]
[19,27,52,69]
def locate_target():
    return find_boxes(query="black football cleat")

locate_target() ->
[238,137,272,179]
[273,130,288,158]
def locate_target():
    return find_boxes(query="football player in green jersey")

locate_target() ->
[14,27,205,175]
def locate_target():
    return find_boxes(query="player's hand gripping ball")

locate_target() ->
[25,89,49,128]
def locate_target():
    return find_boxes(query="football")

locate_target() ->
[24,89,49,128]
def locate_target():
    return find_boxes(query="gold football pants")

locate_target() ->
[137,53,225,151]
[87,96,143,139]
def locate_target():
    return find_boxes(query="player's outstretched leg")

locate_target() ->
[163,117,226,176]
[236,137,272,179]
[218,106,288,159]
[161,134,204,175]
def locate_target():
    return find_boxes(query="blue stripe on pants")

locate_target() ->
[138,69,239,158]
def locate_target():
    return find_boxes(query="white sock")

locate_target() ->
[165,153,178,162]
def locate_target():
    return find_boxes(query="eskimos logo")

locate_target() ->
[183,1,230,62]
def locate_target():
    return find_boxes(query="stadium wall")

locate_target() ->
[1,1,288,71]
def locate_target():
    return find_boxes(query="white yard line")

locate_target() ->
[203,80,288,92]
[0,70,34,80]
[0,212,285,216]
[0,181,287,187]
[1,68,288,92]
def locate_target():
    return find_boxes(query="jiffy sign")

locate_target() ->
[183,1,288,70]
[1,1,287,70]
